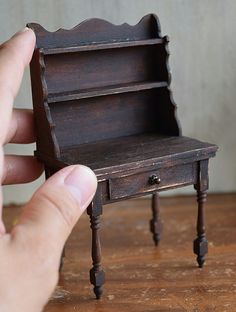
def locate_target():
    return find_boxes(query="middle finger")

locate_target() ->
[2,155,43,185]
[5,108,36,144]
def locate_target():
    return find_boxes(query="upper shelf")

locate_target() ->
[41,38,164,55]
[47,81,168,103]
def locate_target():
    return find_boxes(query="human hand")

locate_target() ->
[0,28,97,311]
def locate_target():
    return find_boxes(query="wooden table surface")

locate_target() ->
[3,194,236,312]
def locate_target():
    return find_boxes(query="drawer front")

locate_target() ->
[109,163,196,200]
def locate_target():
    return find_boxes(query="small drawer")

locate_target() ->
[109,163,196,200]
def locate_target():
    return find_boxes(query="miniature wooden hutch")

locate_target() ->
[28,14,218,299]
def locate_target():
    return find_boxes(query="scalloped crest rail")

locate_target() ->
[28,14,218,299]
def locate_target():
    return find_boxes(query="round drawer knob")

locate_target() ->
[149,174,161,185]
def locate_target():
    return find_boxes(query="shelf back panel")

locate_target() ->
[28,14,181,158]
[50,88,179,149]
[44,45,167,95]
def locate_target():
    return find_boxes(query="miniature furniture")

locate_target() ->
[28,14,218,299]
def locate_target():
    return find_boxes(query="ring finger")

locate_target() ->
[2,155,43,185]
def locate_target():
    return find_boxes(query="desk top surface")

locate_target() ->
[59,134,217,178]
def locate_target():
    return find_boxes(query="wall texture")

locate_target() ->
[1,0,235,204]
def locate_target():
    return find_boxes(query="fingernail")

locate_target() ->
[64,166,97,208]
[20,27,30,33]
[12,27,30,38]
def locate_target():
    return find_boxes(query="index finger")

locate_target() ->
[0,28,36,145]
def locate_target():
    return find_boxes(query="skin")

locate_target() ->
[0,28,97,311]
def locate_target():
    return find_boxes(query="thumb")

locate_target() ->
[12,165,97,258]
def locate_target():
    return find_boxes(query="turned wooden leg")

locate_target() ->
[150,193,163,246]
[89,215,105,299]
[87,186,105,299]
[45,166,66,272]
[193,160,209,268]
[193,190,208,268]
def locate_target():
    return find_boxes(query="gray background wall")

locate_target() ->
[1,0,235,204]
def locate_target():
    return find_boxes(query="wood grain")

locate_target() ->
[28,14,218,298]
[28,14,180,159]
[59,134,217,179]
[44,45,165,95]
[28,14,161,49]
[3,194,236,311]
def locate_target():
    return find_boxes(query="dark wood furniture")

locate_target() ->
[27,14,218,299]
